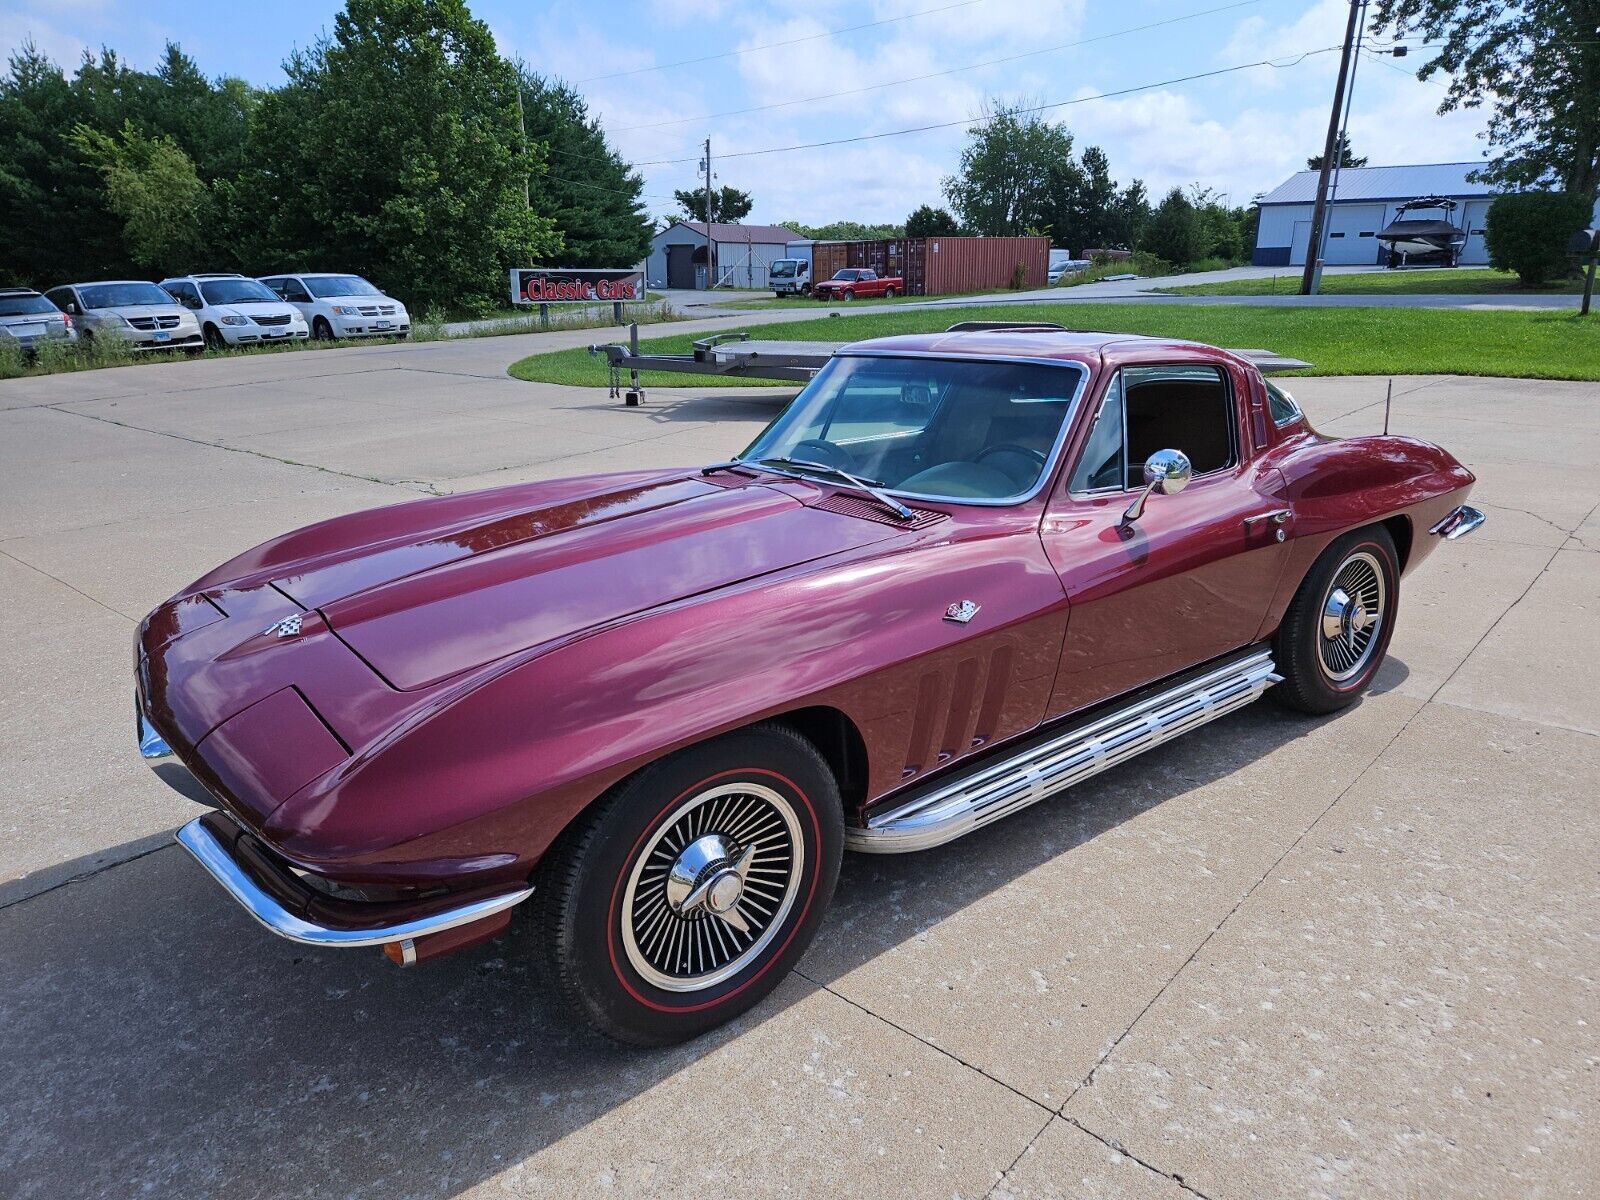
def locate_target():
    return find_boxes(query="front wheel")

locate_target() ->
[1271,525,1399,714]
[203,323,226,351]
[533,725,843,1044]
[312,316,334,341]
[841,289,855,302]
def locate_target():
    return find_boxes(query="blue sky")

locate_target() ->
[2,0,1489,227]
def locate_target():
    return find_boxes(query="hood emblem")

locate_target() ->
[944,600,980,624]
[263,614,304,639]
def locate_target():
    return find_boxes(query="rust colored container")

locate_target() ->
[812,242,848,281]
[922,235,1049,295]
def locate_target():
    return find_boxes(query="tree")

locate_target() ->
[250,0,559,310]
[1372,0,1600,202]
[942,101,1075,236]
[673,185,753,223]
[1307,134,1368,171]
[781,218,903,240]
[1104,179,1150,251]
[905,205,959,237]
[68,121,209,273]
[518,70,651,268]
[1484,191,1592,283]
[1141,188,1204,267]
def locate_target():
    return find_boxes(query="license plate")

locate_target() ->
[154,330,170,341]
[15,323,44,337]
[374,320,392,330]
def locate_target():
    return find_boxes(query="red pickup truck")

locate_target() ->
[813,268,902,301]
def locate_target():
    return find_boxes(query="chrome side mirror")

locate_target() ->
[1121,448,1192,526]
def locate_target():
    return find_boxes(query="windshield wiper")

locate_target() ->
[754,457,915,521]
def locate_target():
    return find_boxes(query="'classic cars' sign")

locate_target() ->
[510,268,644,305]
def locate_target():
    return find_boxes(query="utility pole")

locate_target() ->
[1300,0,1363,295]
[706,139,716,288]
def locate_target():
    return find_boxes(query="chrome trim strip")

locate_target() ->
[1428,504,1485,540]
[847,649,1277,854]
[174,817,534,948]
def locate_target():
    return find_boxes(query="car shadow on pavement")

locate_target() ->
[0,688,1379,1199]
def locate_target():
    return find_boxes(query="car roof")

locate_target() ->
[838,328,1238,370]
[291,272,364,279]
[68,280,165,288]
[0,287,42,297]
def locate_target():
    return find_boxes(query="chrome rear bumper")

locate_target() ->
[174,817,534,949]
[1429,504,1486,540]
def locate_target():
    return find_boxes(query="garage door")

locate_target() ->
[1320,203,1387,265]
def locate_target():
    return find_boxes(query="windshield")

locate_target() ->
[199,278,279,305]
[305,275,382,298]
[741,354,1085,502]
[0,295,56,317]
[770,260,797,277]
[831,270,857,281]
[79,283,173,309]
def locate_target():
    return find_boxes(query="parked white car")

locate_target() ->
[258,273,410,340]
[159,274,310,349]
[43,280,203,351]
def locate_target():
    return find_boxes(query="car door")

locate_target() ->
[1039,359,1293,719]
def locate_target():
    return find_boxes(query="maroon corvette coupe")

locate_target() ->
[138,326,1482,1043]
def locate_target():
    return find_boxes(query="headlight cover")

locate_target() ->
[220,314,249,326]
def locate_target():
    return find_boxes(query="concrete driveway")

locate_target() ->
[1,335,1596,1199]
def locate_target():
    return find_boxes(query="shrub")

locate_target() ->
[1010,261,1028,290]
[1484,192,1593,285]
[1141,189,1205,269]
[0,341,26,379]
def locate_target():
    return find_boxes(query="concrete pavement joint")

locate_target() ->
[0,839,176,912]
[0,545,137,624]
[983,1112,1058,1200]
[1058,696,1429,1111]
[1061,1115,1218,1200]
[1425,497,1600,704]
[44,404,432,495]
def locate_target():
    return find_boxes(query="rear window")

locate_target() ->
[0,294,56,317]
[1265,380,1303,426]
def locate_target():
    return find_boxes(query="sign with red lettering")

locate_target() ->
[510,268,645,305]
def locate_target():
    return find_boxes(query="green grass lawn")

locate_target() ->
[509,301,1600,388]
[1157,268,1584,297]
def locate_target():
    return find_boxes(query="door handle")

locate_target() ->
[1245,509,1291,540]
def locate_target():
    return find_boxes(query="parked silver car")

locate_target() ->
[0,288,76,354]
[44,281,202,351]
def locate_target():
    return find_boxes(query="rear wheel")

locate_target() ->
[533,725,843,1044]
[1272,526,1399,714]
[884,286,897,299]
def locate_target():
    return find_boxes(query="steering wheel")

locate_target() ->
[975,443,1048,484]
[789,438,856,471]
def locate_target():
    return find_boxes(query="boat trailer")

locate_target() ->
[589,322,1312,406]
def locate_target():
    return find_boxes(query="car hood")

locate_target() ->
[250,472,904,690]
[97,304,189,318]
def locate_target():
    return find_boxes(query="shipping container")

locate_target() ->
[923,235,1049,295]
[807,235,1048,296]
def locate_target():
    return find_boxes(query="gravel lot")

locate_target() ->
[1,328,1595,1199]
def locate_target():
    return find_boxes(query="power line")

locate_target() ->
[604,0,1264,134]
[623,48,1341,168]
[573,0,987,84]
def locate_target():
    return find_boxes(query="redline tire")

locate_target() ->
[1271,525,1399,714]
[532,725,843,1044]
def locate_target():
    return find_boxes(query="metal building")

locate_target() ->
[1253,162,1497,267]
[646,221,801,290]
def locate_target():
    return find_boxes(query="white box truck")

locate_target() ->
[769,241,814,297]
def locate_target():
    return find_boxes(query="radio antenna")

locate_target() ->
[1383,379,1392,435]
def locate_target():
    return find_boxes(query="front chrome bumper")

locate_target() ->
[140,698,532,953]
[1429,504,1486,540]
[174,817,533,950]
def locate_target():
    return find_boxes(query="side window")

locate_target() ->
[1265,380,1303,427]
[1068,374,1124,492]
[261,277,285,297]
[166,283,199,308]
[283,278,312,302]
[1122,365,1235,484]
[45,288,74,313]
[1068,365,1235,491]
